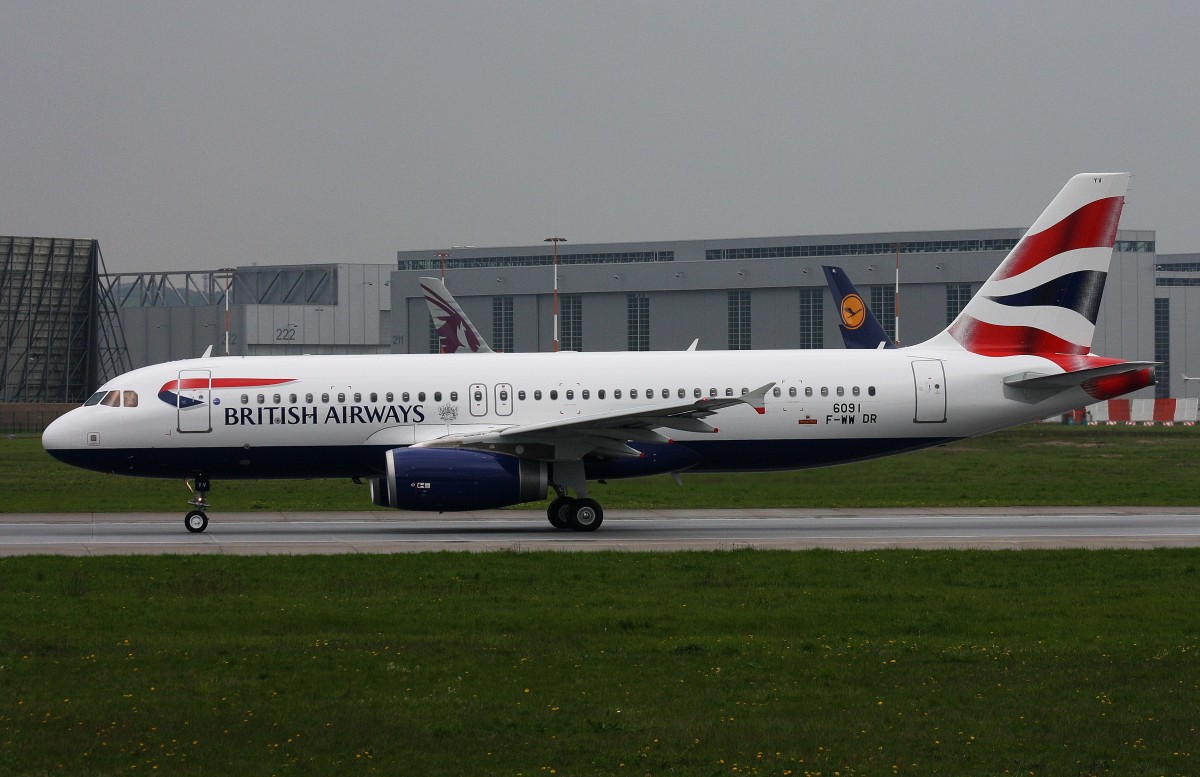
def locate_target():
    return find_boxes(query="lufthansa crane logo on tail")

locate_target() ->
[840,293,866,330]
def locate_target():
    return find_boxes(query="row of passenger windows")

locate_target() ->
[237,385,877,406]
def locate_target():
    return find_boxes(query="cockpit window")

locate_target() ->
[84,391,107,406]
[101,391,121,407]
[123,391,139,407]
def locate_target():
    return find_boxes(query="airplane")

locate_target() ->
[422,276,493,353]
[822,265,896,349]
[42,173,1154,534]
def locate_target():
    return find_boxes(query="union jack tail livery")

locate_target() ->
[931,173,1128,361]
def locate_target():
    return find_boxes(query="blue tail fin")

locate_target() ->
[821,265,895,349]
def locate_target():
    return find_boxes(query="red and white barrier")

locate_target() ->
[1085,398,1198,425]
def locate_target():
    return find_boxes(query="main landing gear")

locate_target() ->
[546,493,604,532]
[184,475,211,533]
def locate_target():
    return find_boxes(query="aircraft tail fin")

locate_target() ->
[821,265,896,349]
[926,173,1130,365]
[419,277,493,354]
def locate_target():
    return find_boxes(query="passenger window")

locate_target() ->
[582,390,589,400]
[647,389,654,399]
[273,394,281,404]
[725,388,733,397]
[805,387,813,397]
[337,393,345,403]
[354,393,361,403]
[322,393,330,403]
[820,387,829,397]
[741,388,748,395]
[836,387,844,397]
[614,389,622,399]
[566,390,574,400]
[852,386,860,397]
[630,389,638,399]
[474,390,483,401]
[370,392,378,403]
[598,389,605,399]
[534,390,542,400]
[402,392,410,402]
[435,392,442,402]
[693,388,701,398]
[868,386,876,396]
[288,394,296,403]
[518,390,526,401]
[418,392,426,402]
[789,387,797,397]
[709,388,717,398]
[677,388,685,398]
[550,390,558,400]
[101,391,120,407]
[258,394,266,405]
[498,390,507,401]
[772,387,781,398]
[450,392,458,401]
[306,393,314,403]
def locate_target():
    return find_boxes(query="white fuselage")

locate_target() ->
[42,345,1094,480]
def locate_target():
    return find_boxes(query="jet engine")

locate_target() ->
[370,447,547,511]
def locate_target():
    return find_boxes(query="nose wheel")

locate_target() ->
[184,475,212,533]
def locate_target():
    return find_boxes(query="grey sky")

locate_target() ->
[3,2,1197,273]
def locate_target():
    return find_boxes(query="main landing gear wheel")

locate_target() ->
[185,509,209,533]
[567,498,603,532]
[547,496,573,529]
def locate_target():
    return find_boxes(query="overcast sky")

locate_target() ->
[3,2,1197,274]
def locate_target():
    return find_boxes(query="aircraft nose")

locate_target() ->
[42,411,79,452]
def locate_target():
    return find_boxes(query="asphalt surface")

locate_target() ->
[3,507,1200,555]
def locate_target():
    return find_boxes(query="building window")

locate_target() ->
[870,286,896,344]
[946,283,972,324]
[561,294,582,351]
[627,293,650,351]
[493,296,514,353]
[798,288,823,348]
[428,316,439,354]
[1155,297,1170,399]
[728,290,751,350]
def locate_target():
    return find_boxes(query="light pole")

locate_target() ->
[220,267,235,355]
[890,243,904,346]
[434,251,451,281]
[544,237,567,352]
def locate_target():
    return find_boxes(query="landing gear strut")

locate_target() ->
[184,475,211,533]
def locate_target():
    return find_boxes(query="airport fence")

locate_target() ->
[0,403,77,434]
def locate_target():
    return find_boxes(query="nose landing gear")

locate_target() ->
[184,475,211,533]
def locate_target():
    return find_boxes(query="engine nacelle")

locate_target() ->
[370,447,548,512]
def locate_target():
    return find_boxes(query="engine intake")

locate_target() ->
[370,447,547,511]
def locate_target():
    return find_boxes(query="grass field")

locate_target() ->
[1,551,1197,775]
[4,423,1199,513]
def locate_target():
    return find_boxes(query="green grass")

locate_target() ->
[1,551,1197,775]
[5,423,1200,512]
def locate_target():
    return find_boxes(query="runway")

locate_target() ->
[3,507,1200,555]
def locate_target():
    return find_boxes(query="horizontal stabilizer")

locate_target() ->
[1003,361,1157,391]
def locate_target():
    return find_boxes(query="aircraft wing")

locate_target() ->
[413,383,775,460]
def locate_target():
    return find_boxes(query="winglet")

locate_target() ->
[741,383,775,414]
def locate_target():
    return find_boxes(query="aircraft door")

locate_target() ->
[495,383,513,416]
[176,369,212,433]
[469,383,488,416]
[912,360,947,423]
